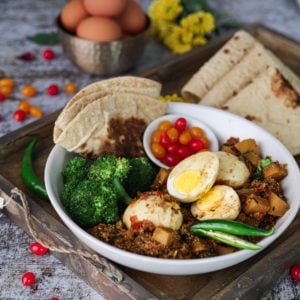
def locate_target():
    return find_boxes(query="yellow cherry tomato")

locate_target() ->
[0,85,13,96]
[29,106,43,118]
[64,82,77,94]
[21,85,36,97]
[18,100,31,113]
[158,120,172,132]
[0,77,15,87]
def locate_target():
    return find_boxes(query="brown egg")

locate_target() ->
[60,0,89,33]
[76,16,123,41]
[83,0,128,17]
[118,0,147,34]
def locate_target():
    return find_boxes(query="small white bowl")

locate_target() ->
[143,113,219,168]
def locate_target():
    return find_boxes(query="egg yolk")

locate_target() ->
[173,170,201,194]
[196,187,225,209]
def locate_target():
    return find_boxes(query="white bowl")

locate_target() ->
[45,102,300,275]
[143,113,219,168]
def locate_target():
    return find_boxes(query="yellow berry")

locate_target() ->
[18,100,31,113]
[0,77,15,87]
[29,106,43,118]
[64,82,77,94]
[21,85,36,97]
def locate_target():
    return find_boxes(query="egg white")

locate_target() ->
[215,151,250,187]
[167,152,219,203]
[191,185,241,221]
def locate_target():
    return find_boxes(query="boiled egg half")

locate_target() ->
[167,152,219,203]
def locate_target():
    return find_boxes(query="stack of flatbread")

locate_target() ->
[181,30,300,155]
[54,76,167,159]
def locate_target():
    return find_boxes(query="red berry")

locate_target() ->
[22,272,36,286]
[47,84,59,96]
[43,49,55,60]
[29,242,49,256]
[290,265,300,282]
[50,298,60,300]
[0,93,6,102]
[13,109,26,121]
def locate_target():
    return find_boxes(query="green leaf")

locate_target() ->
[27,32,59,45]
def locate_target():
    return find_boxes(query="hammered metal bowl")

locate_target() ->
[56,15,151,75]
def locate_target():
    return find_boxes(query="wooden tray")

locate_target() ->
[1,24,300,299]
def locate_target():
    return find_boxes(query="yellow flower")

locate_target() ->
[163,25,193,54]
[181,11,215,36]
[149,0,183,22]
[193,35,208,46]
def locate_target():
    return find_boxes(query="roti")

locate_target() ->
[54,92,168,158]
[181,30,256,102]
[53,76,162,143]
[222,66,300,155]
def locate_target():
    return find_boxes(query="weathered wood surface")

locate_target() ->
[1,24,300,299]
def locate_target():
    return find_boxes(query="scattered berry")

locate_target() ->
[290,265,300,282]
[29,105,43,118]
[50,298,60,300]
[18,100,31,113]
[13,109,26,122]
[0,85,13,96]
[64,82,77,94]
[47,84,59,96]
[17,52,35,61]
[21,85,36,97]
[22,271,36,286]
[43,49,55,60]
[29,242,48,255]
[0,93,6,102]
[0,77,15,87]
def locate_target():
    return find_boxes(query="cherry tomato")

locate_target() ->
[160,131,172,148]
[164,152,181,167]
[151,130,161,144]
[47,84,59,96]
[158,120,172,131]
[0,93,6,102]
[177,145,192,158]
[29,242,49,255]
[290,265,300,282]
[174,117,187,131]
[0,114,2,121]
[18,100,31,113]
[179,130,192,145]
[201,135,211,149]
[50,298,60,300]
[0,85,13,96]
[64,82,77,94]
[42,49,55,60]
[151,143,166,159]
[21,85,36,97]
[22,271,36,286]
[13,109,26,121]
[29,106,43,118]
[189,126,205,139]
[0,77,14,87]
[167,143,180,154]
[166,127,179,143]
[189,139,205,152]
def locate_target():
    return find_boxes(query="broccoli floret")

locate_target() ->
[62,156,88,184]
[123,157,157,198]
[88,154,131,183]
[66,179,119,228]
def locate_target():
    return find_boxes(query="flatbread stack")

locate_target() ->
[54,76,167,159]
[181,30,300,155]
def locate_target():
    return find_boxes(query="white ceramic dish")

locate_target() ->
[143,113,219,168]
[45,102,300,275]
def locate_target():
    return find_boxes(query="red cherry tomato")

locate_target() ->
[43,49,55,60]
[13,109,26,121]
[29,242,49,255]
[290,265,300,282]
[47,84,59,96]
[167,143,180,154]
[177,145,193,158]
[164,152,181,167]
[160,131,172,148]
[174,117,187,131]
[50,298,60,300]
[0,93,6,102]
[189,139,205,152]
[22,271,36,286]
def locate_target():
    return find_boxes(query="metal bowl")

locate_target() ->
[56,15,151,75]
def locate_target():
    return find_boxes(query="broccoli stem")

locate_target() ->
[113,177,132,205]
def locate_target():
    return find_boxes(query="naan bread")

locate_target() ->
[55,92,168,158]
[222,66,300,155]
[53,76,162,142]
[200,43,300,107]
[181,30,256,102]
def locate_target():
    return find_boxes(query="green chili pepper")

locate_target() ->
[191,228,262,250]
[21,137,48,200]
[190,219,275,237]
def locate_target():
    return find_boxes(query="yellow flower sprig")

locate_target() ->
[149,0,216,54]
